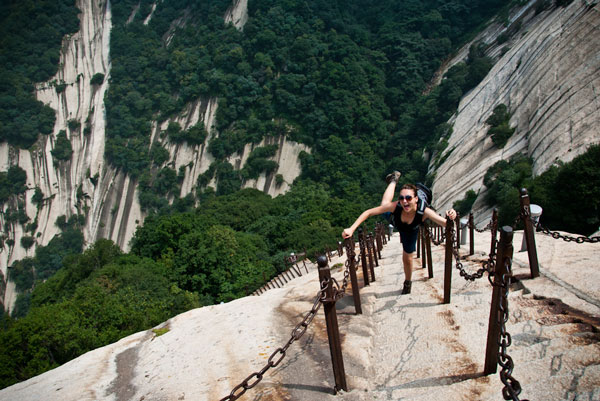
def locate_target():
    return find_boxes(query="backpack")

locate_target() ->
[415,183,432,215]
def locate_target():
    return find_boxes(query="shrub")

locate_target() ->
[20,236,35,250]
[0,166,28,203]
[32,187,44,206]
[67,119,80,131]
[167,122,208,146]
[453,189,478,216]
[483,155,532,226]
[55,82,67,93]
[275,174,284,186]
[241,145,278,180]
[90,73,105,85]
[486,104,515,148]
[51,131,73,161]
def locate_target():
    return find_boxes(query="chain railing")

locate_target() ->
[425,210,527,400]
[221,222,388,400]
[224,186,589,401]
[448,222,489,281]
[220,278,329,401]
[535,223,600,243]
[496,256,528,401]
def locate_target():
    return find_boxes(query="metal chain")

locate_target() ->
[535,222,600,244]
[517,209,599,243]
[219,278,330,401]
[474,218,494,233]
[427,226,444,246]
[449,223,488,281]
[495,257,529,401]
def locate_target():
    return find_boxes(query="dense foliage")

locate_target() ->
[528,145,600,235]
[486,104,515,148]
[0,166,27,203]
[482,145,600,235]
[0,184,360,387]
[105,0,507,202]
[453,189,478,216]
[0,240,201,388]
[9,215,84,298]
[50,130,73,161]
[0,0,80,148]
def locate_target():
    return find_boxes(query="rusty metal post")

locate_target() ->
[519,188,540,278]
[375,227,383,259]
[358,228,370,286]
[303,249,310,274]
[456,213,461,249]
[366,233,376,281]
[416,227,421,258]
[469,212,475,256]
[420,227,427,268]
[490,209,498,268]
[369,233,379,267]
[484,226,514,375]
[317,256,348,392]
[344,238,362,315]
[378,223,385,245]
[443,216,453,304]
[425,227,433,278]
[338,241,343,257]
[384,223,388,244]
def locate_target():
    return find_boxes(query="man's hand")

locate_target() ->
[342,228,353,239]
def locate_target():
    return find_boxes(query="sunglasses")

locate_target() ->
[398,195,413,201]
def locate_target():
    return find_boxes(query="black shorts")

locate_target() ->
[400,228,419,253]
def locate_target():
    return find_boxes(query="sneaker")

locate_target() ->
[385,171,401,184]
[401,280,412,295]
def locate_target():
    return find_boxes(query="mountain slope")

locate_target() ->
[431,1,600,222]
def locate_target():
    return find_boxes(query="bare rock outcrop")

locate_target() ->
[431,1,600,225]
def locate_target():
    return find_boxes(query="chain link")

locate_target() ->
[219,278,330,401]
[448,223,488,281]
[427,226,444,246]
[474,218,494,233]
[495,257,529,401]
[536,222,600,244]
[517,209,599,243]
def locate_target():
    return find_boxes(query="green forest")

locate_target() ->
[0,0,596,389]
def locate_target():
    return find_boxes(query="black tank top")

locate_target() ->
[392,203,423,232]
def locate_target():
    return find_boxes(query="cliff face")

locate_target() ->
[0,0,309,309]
[431,1,600,223]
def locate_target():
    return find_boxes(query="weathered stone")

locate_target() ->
[431,2,600,226]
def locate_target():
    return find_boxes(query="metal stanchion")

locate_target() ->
[317,256,348,392]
